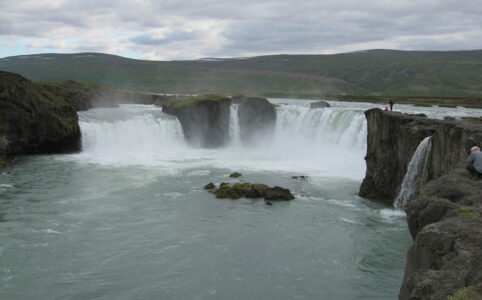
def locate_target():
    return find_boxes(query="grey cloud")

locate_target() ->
[129,31,201,45]
[1,0,481,59]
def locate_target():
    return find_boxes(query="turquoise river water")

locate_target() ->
[1,99,481,299]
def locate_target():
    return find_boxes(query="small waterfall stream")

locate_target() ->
[394,136,432,209]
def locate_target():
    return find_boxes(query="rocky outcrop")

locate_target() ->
[237,97,276,145]
[359,109,482,204]
[358,108,482,299]
[207,182,295,201]
[310,100,331,109]
[0,70,172,157]
[359,109,435,203]
[0,71,81,155]
[400,169,482,300]
[162,94,231,148]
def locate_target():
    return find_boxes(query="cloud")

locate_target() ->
[0,0,481,60]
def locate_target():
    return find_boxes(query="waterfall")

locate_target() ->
[229,104,241,146]
[78,105,185,157]
[394,136,432,209]
[273,105,367,150]
[76,103,368,177]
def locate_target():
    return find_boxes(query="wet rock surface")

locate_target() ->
[310,100,331,109]
[206,182,294,201]
[237,97,276,145]
[163,94,231,148]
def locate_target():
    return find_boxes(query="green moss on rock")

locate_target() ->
[447,285,475,300]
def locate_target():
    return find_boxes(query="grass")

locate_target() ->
[447,286,475,300]
[458,207,479,218]
[2,50,482,99]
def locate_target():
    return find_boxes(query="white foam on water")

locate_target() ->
[69,103,369,179]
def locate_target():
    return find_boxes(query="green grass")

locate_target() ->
[447,286,475,300]
[459,207,479,218]
[1,50,482,98]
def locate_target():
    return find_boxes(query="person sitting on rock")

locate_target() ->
[466,146,482,178]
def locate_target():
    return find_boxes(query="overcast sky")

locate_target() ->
[1,0,481,60]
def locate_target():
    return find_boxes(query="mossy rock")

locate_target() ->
[229,172,242,178]
[164,94,229,109]
[458,207,479,218]
[209,182,293,200]
[204,183,216,190]
[447,285,476,300]
[0,71,81,155]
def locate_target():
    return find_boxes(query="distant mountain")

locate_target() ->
[1,50,482,97]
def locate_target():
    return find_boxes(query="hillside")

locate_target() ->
[1,50,482,97]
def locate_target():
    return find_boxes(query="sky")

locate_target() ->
[1,0,481,60]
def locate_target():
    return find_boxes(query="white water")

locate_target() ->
[73,103,368,179]
[229,104,241,146]
[394,136,432,209]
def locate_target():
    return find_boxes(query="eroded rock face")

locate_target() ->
[358,107,482,299]
[0,71,81,155]
[162,95,231,148]
[359,109,436,203]
[359,108,482,204]
[237,97,276,145]
[310,100,331,109]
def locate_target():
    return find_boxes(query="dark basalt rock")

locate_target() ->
[231,95,246,104]
[203,183,216,190]
[207,182,294,201]
[358,107,482,299]
[229,172,242,178]
[163,94,231,148]
[310,101,331,109]
[264,186,295,201]
[0,71,81,155]
[237,97,276,145]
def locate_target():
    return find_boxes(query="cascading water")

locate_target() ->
[394,136,432,209]
[229,104,241,146]
[77,105,185,165]
[273,104,367,150]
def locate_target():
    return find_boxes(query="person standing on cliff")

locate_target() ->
[466,146,482,178]
[389,100,394,111]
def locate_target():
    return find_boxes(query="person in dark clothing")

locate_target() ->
[389,100,394,111]
[466,146,482,178]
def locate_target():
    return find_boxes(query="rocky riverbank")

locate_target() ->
[359,108,482,299]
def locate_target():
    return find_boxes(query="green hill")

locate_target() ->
[1,50,482,97]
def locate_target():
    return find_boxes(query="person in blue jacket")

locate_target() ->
[466,146,482,178]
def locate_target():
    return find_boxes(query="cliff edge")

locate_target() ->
[359,108,482,299]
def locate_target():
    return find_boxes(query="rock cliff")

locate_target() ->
[0,70,169,157]
[358,108,482,299]
[162,94,231,148]
[237,97,276,145]
[0,71,81,155]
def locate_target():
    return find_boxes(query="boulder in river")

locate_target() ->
[229,172,242,178]
[208,182,294,201]
[310,101,331,109]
